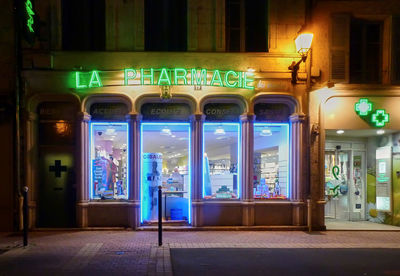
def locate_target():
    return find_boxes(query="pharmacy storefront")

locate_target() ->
[321,95,400,227]
[23,55,308,229]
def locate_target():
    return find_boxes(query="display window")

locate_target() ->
[253,123,289,199]
[140,123,191,223]
[90,122,129,200]
[203,123,240,199]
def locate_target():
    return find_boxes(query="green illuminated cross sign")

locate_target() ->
[355,98,373,116]
[25,0,35,33]
[372,109,389,127]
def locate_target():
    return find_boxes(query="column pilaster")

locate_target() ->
[76,112,91,228]
[25,111,38,229]
[126,113,142,228]
[289,112,307,226]
[190,113,205,227]
[240,113,255,226]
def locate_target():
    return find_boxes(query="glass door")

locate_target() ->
[141,123,191,224]
[325,150,351,220]
[351,151,366,220]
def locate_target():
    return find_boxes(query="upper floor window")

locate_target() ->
[145,0,187,51]
[350,19,382,84]
[225,0,268,52]
[330,14,383,84]
[62,0,105,51]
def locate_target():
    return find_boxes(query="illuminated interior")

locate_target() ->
[325,129,400,224]
[141,123,191,223]
[90,122,129,200]
[203,123,240,199]
[253,123,289,199]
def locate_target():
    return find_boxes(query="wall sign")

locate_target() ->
[376,146,392,212]
[74,68,255,90]
[204,103,242,121]
[20,0,36,44]
[254,103,291,122]
[141,103,191,121]
[38,102,77,121]
[90,103,129,120]
[354,98,390,128]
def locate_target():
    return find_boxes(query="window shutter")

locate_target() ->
[330,14,350,83]
[392,16,400,84]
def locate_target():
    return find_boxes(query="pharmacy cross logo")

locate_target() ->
[372,109,389,127]
[25,0,35,33]
[355,98,373,116]
[49,160,67,178]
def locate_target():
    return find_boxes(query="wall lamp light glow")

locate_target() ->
[336,130,344,135]
[289,33,314,84]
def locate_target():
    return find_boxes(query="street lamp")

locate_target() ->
[289,33,313,84]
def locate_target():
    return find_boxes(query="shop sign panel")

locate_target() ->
[254,103,291,122]
[204,103,242,121]
[90,103,129,120]
[141,103,191,121]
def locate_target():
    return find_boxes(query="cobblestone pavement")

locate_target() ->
[1,230,400,275]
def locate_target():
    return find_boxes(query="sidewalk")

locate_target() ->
[1,230,400,275]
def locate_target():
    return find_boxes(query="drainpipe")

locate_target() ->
[13,0,23,231]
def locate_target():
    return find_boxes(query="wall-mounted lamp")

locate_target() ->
[289,33,313,84]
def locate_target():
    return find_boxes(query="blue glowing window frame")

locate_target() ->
[140,122,192,224]
[253,123,290,199]
[89,122,130,200]
[202,122,241,199]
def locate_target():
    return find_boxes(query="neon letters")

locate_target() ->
[75,68,255,90]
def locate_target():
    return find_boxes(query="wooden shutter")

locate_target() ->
[392,16,400,84]
[330,14,350,83]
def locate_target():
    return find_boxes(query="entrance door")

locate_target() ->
[38,149,75,227]
[351,151,366,220]
[37,102,77,227]
[141,123,191,224]
[325,150,351,220]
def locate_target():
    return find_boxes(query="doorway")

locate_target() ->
[37,102,77,227]
[325,149,366,221]
[140,122,191,224]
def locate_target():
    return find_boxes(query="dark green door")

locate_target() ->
[38,149,75,227]
[37,102,77,227]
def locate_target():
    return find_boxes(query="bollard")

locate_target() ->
[158,185,162,246]
[23,186,29,246]
[307,199,312,232]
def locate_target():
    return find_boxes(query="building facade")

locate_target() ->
[5,0,399,231]
[310,0,400,228]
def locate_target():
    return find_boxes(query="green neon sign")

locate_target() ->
[25,0,35,33]
[354,98,390,128]
[372,109,389,127]
[74,68,255,90]
[355,98,373,116]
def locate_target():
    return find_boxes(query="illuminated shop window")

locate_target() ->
[203,123,240,199]
[90,123,129,200]
[253,124,289,199]
[141,123,191,223]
